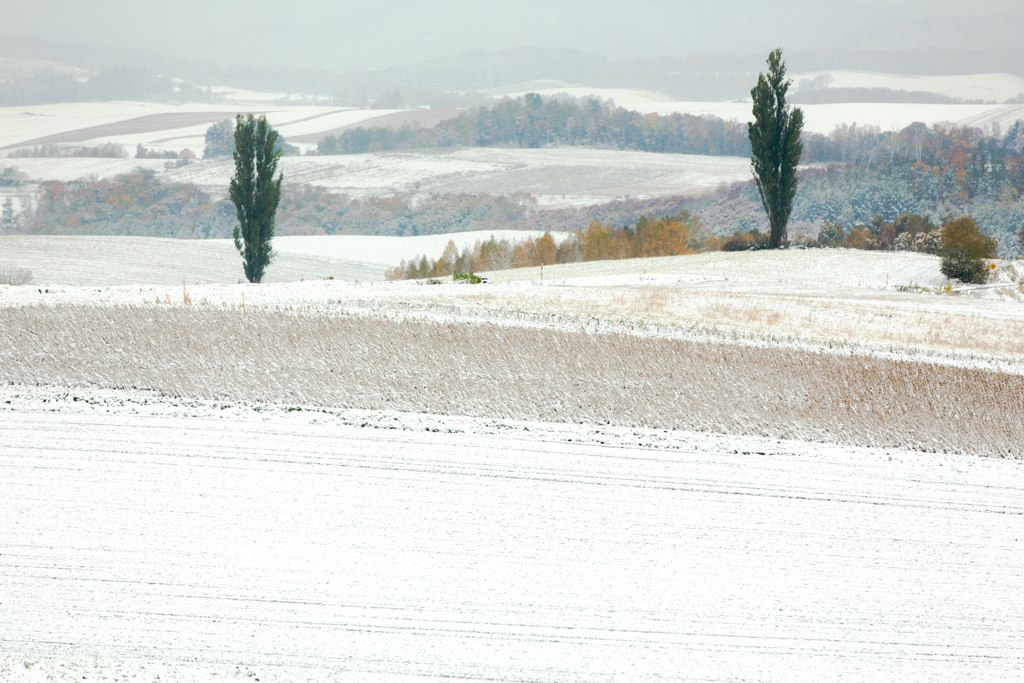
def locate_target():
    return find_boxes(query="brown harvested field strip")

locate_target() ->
[2,305,1021,456]
[287,109,462,143]
[1,112,244,149]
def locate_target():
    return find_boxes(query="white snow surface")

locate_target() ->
[627,100,1011,135]
[0,235,387,285]
[790,71,1024,103]
[482,80,1021,134]
[2,246,1023,679]
[1,385,1022,682]
[2,245,1022,371]
[156,147,753,205]
[265,230,571,266]
[0,231,573,287]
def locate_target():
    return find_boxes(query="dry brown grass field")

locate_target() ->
[2,304,1022,456]
[343,282,1024,361]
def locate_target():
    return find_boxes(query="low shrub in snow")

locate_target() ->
[0,264,31,285]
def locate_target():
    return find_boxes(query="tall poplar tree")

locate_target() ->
[749,49,804,249]
[230,114,282,283]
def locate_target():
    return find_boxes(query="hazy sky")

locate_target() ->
[5,0,1023,71]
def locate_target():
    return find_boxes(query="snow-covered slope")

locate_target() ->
[0,231,578,286]
[1,386,1021,682]
[790,71,1024,103]
[0,235,386,285]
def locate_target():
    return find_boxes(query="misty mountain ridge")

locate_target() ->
[4,33,1024,107]
[130,0,1022,72]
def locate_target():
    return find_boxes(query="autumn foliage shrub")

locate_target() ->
[940,217,998,284]
[722,229,771,251]
[389,210,715,279]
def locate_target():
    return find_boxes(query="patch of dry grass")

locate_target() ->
[380,284,1024,360]
[3,304,1022,456]
[0,265,32,286]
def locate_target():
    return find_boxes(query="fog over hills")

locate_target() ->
[3,0,1023,75]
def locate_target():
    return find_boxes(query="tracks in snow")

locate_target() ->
[2,391,1023,681]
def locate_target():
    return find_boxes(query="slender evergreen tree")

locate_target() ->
[230,114,282,283]
[749,49,804,249]
[2,197,16,232]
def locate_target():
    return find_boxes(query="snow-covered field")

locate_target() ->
[266,229,571,265]
[2,386,1022,682]
[0,235,387,285]
[3,238,1023,356]
[3,97,1013,150]
[0,231,571,285]
[155,147,754,205]
[3,246,1023,681]
[789,71,1024,103]
[2,145,755,209]
[0,102,404,156]
[4,80,1023,209]
[485,81,1023,134]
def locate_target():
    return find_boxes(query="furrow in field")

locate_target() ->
[1,403,1022,681]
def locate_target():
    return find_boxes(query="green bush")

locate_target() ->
[817,220,845,247]
[940,217,998,284]
[940,254,987,284]
[454,270,481,284]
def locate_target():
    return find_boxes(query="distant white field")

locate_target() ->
[0,102,406,156]
[790,71,1024,103]
[4,81,1021,158]
[0,231,571,286]
[156,147,754,205]
[485,78,1024,134]
[0,235,386,286]
[629,100,1012,135]
[265,229,572,265]
[491,72,1024,107]
[3,89,1023,210]
[2,244,1022,366]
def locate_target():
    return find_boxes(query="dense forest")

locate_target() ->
[318,94,752,156]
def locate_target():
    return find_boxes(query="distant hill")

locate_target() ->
[4,35,1024,106]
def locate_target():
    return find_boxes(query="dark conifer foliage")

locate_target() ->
[748,49,804,248]
[230,114,283,283]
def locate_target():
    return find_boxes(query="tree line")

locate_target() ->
[317,94,752,156]
[387,210,717,279]
[695,119,1024,255]
[314,90,1024,172]
[0,68,220,107]
[14,170,234,239]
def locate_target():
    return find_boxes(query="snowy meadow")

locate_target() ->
[2,233,1024,681]
[2,386,1022,682]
